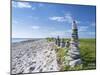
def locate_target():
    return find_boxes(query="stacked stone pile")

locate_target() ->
[66,20,82,67]
[55,36,67,48]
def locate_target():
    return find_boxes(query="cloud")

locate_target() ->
[75,20,81,24]
[39,3,44,7]
[78,26,88,32]
[32,7,36,10]
[65,13,73,23]
[49,13,74,23]
[88,32,95,35]
[32,26,40,29]
[49,16,66,22]
[50,30,71,38]
[91,22,96,27]
[12,1,32,8]
[12,20,18,24]
[49,13,81,24]
[50,31,66,36]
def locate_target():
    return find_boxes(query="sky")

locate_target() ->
[12,1,96,38]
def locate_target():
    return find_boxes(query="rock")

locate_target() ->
[66,40,70,48]
[61,39,66,48]
[69,59,82,67]
[29,67,35,71]
[66,20,82,67]
[11,39,59,74]
[56,36,60,47]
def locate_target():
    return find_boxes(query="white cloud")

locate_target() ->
[65,13,73,23]
[78,26,88,32]
[50,30,71,38]
[50,31,66,36]
[67,29,72,33]
[91,22,96,26]
[12,1,32,8]
[75,20,81,24]
[49,16,66,22]
[49,13,81,24]
[88,32,95,35]
[32,7,36,10]
[12,20,18,24]
[39,3,44,7]
[49,13,75,23]
[32,26,40,29]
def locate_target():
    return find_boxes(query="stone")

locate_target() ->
[56,36,60,47]
[61,39,66,48]
[11,39,59,74]
[66,40,70,48]
[66,20,82,67]
[69,59,82,67]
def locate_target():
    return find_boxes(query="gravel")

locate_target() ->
[11,39,59,74]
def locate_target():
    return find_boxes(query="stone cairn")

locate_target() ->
[55,36,69,48]
[61,39,66,48]
[66,20,82,67]
[55,36,70,48]
[55,20,82,68]
[55,36,60,47]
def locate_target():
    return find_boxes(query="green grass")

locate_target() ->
[46,37,55,42]
[56,38,96,71]
[46,38,96,70]
[55,47,68,71]
[79,38,96,69]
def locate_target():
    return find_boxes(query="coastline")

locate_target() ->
[11,39,59,74]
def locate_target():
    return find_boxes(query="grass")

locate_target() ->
[55,47,67,71]
[46,38,96,71]
[79,38,96,69]
[56,38,96,71]
[46,37,55,42]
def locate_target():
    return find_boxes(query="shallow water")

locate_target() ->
[12,38,31,43]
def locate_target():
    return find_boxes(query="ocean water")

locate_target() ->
[12,38,31,43]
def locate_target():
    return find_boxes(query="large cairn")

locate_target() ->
[66,20,82,67]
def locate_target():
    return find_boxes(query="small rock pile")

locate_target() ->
[55,36,69,48]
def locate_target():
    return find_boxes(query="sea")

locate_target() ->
[12,38,32,43]
[12,38,42,43]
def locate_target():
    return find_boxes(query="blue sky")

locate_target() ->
[12,1,96,38]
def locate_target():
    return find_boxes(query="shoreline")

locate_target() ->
[11,39,59,74]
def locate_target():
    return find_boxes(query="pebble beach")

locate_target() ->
[11,39,59,74]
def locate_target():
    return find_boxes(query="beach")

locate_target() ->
[11,39,59,74]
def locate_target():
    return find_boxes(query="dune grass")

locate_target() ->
[56,38,96,71]
[46,38,96,70]
[79,38,96,69]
